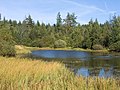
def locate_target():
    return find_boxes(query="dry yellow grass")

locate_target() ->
[0,57,119,90]
[0,57,72,90]
[15,45,34,55]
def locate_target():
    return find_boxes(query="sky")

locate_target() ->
[0,0,120,24]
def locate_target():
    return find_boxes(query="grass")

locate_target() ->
[0,57,73,90]
[73,48,108,53]
[43,47,109,53]
[0,45,118,90]
[39,47,109,53]
[0,57,119,90]
[15,45,39,55]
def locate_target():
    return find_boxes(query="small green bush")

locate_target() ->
[54,39,67,48]
[0,41,16,57]
[92,44,104,50]
[109,41,120,52]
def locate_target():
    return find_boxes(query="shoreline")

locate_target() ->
[16,45,120,58]
[32,47,109,53]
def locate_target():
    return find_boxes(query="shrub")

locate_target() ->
[92,44,104,50]
[109,41,120,52]
[54,39,67,48]
[0,40,16,57]
[31,39,45,47]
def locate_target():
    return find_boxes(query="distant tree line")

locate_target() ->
[0,12,120,56]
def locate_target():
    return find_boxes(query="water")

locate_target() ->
[32,50,89,59]
[32,50,120,78]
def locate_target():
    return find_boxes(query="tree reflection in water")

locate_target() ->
[77,67,114,78]
[31,50,120,77]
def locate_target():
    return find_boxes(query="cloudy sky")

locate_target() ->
[0,0,120,24]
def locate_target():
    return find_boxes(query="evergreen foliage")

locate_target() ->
[109,41,120,52]
[0,13,120,52]
[0,24,16,56]
[0,41,16,56]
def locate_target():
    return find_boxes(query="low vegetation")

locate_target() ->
[54,39,67,48]
[92,44,104,50]
[0,57,119,90]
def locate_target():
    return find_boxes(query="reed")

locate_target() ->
[0,57,119,90]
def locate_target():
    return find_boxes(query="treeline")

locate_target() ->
[0,12,120,56]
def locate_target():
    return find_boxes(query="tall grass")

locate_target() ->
[0,57,119,90]
[0,45,119,90]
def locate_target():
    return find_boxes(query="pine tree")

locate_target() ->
[63,13,77,27]
[56,12,62,27]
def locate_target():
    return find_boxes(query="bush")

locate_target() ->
[109,41,120,52]
[54,39,67,48]
[92,44,104,50]
[0,41,16,57]
[31,39,45,47]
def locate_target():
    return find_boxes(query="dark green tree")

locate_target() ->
[0,25,16,56]
[110,16,120,43]
[63,13,77,34]
[56,12,62,27]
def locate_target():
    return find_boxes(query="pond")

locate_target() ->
[32,50,120,78]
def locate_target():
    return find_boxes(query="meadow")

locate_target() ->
[0,45,119,90]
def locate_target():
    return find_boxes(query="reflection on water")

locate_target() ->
[76,67,114,78]
[77,67,89,77]
[105,67,113,77]
[32,50,120,78]
[99,68,105,77]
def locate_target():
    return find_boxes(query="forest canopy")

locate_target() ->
[0,12,120,54]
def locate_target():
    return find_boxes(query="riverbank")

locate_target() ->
[15,45,109,54]
[38,47,109,53]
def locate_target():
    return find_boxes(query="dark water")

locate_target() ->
[32,50,120,78]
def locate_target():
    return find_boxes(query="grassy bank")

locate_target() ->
[15,45,39,55]
[15,45,108,54]
[0,57,119,90]
[71,48,108,53]
[40,47,109,53]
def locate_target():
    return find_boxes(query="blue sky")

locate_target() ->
[0,0,120,24]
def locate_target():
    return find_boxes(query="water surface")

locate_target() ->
[32,50,120,78]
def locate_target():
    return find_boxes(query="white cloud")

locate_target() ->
[61,0,105,12]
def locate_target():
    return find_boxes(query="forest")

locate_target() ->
[0,12,120,56]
